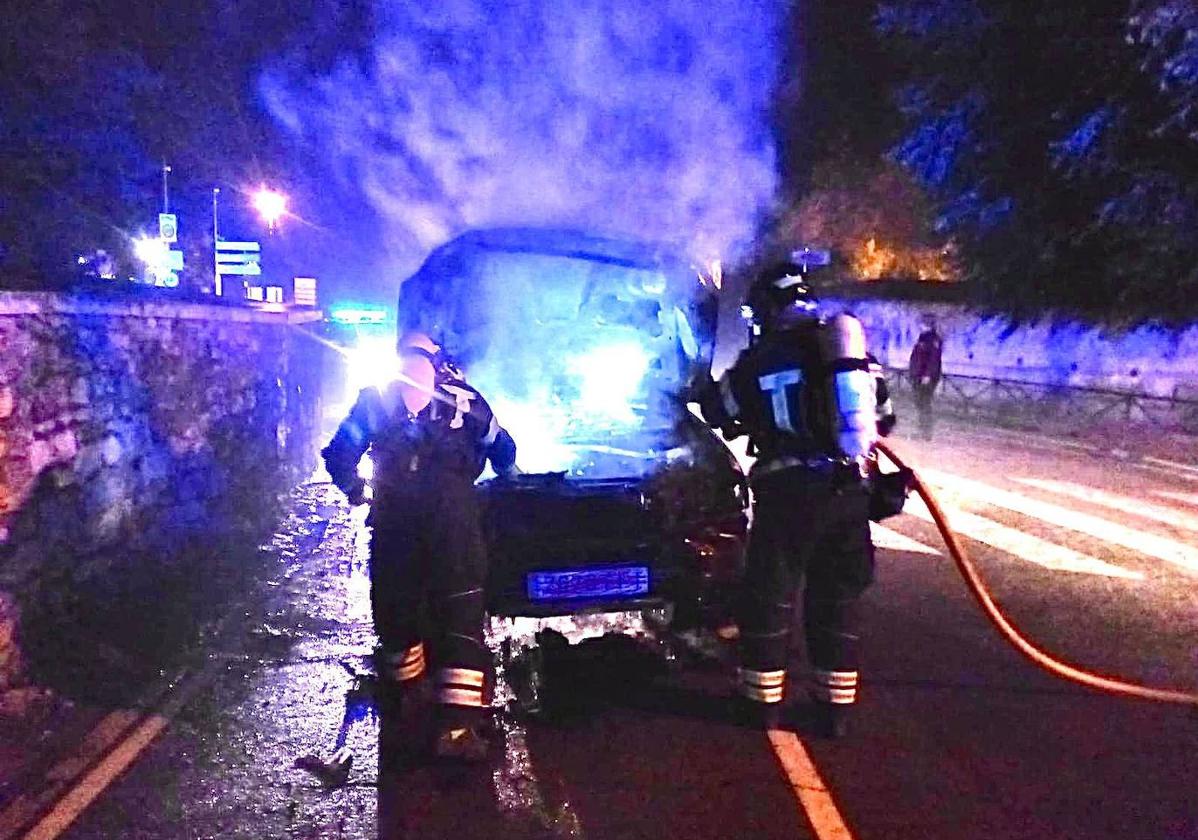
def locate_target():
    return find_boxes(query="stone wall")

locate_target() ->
[0,293,331,698]
[828,298,1198,399]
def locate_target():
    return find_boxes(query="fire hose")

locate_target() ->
[874,440,1198,709]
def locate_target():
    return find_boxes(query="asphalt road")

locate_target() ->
[29,418,1198,840]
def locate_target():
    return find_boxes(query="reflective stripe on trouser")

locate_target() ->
[811,668,859,705]
[737,667,786,704]
[436,667,487,707]
[384,642,426,682]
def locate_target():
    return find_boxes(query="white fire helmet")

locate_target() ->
[395,331,440,415]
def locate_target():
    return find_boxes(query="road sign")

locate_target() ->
[294,277,317,307]
[215,262,262,276]
[216,252,260,264]
[166,249,184,271]
[159,213,178,243]
[215,240,261,276]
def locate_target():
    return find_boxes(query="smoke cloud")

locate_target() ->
[260,0,783,275]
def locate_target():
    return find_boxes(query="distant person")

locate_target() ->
[908,316,943,440]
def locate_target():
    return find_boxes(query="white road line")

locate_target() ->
[767,729,855,840]
[1133,461,1198,483]
[1156,490,1198,508]
[870,523,942,556]
[922,468,1198,574]
[905,498,1142,580]
[969,426,1101,455]
[1144,456,1198,476]
[1016,477,1198,534]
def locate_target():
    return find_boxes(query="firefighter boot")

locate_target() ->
[731,695,784,730]
[432,724,491,763]
[811,701,851,739]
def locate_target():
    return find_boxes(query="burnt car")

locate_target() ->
[397,228,748,631]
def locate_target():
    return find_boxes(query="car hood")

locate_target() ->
[398,229,719,478]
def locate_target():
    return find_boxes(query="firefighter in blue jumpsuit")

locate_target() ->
[699,263,895,738]
[322,331,517,761]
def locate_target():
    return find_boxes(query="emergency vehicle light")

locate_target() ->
[330,306,390,325]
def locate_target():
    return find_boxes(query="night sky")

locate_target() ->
[4,1,1197,319]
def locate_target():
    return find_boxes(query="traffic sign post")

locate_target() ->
[215,241,262,298]
[159,213,178,243]
[294,277,317,307]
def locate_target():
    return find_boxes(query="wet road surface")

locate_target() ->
[12,417,1198,839]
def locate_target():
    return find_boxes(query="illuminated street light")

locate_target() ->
[132,234,179,286]
[252,187,288,232]
[133,234,169,270]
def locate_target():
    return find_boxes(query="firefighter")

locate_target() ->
[322,330,517,762]
[698,262,894,738]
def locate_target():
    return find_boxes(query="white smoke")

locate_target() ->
[260,0,783,272]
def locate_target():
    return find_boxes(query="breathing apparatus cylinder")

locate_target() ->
[818,314,877,461]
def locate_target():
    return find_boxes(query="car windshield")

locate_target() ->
[398,232,716,478]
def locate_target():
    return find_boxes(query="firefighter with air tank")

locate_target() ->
[699,261,895,738]
[322,330,517,762]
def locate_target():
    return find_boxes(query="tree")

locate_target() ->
[764,0,953,284]
[879,0,1198,322]
[1130,0,1198,137]
[777,154,955,280]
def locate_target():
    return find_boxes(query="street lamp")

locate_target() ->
[252,187,287,232]
[213,187,222,296]
[133,234,172,285]
[133,234,168,269]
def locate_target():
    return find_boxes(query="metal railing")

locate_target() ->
[886,369,1198,433]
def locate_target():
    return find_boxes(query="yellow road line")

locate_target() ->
[0,711,139,840]
[21,714,170,840]
[12,661,220,840]
[45,711,141,784]
[767,729,854,840]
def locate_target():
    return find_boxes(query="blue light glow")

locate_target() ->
[398,232,715,479]
[567,341,653,423]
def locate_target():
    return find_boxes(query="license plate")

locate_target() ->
[526,566,651,602]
